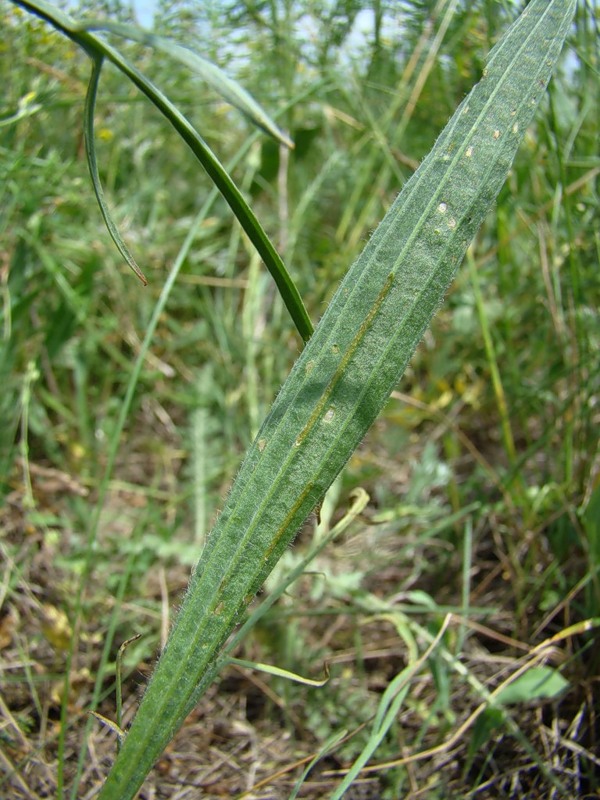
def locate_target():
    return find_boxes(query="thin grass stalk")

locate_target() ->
[466,251,524,500]
[335,0,457,246]
[345,0,460,251]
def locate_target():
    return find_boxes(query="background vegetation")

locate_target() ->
[1,0,598,798]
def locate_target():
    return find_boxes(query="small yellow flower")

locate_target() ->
[41,604,72,652]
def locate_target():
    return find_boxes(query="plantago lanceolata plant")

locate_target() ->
[9,1,577,798]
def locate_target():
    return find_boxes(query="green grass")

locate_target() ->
[1,1,598,798]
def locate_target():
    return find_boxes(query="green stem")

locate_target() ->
[14,0,314,343]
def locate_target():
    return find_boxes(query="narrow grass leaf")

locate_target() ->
[329,617,450,800]
[83,54,147,285]
[227,658,329,687]
[76,19,295,149]
[288,730,349,800]
[90,1,575,796]
[14,0,313,341]
[466,707,505,772]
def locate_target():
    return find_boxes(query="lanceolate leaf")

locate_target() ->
[97,1,575,797]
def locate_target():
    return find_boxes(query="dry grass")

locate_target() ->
[2,434,598,799]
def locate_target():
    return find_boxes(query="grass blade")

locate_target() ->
[83,53,147,285]
[329,616,451,800]
[94,2,576,798]
[13,0,313,342]
[75,18,295,150]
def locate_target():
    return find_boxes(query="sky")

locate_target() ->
[130,0,159,27]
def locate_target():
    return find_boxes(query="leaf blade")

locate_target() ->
[83,54,147,285]
[90,1,576,797]
[76,18,295,149]
[14,0,313,341]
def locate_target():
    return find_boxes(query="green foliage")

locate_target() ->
[90,2,577,797]
[495,665,569,706]
[1,1,598,798]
